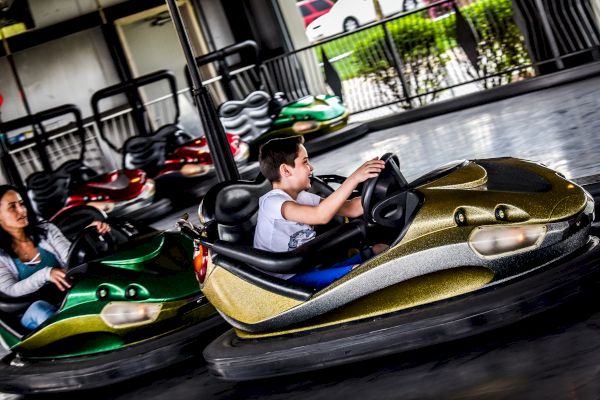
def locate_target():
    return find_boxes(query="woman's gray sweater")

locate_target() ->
[0,223,71,297]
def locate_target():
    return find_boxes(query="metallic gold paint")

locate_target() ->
[202,266,302,324]
[237,266,494,338]
[204,158,589,335]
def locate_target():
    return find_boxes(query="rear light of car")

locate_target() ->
[193,242,208,284]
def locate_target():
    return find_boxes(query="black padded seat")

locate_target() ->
[27,172,70,219]
[122,136,167,177]
[56,159,99,183]
[153,123,194,154]
[201,176,368,273]
[208,219,367,274]
[201,176,369,295]
[201,176,272,245]
[0,292,37,315]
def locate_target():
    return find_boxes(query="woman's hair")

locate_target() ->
[0,185,47,257]
[258,136,305,182]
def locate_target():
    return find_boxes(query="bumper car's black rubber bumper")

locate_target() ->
[304,122,369,156]
[154,162,260,201]
[113,197,173,223]
[204,236,600,381]
[0,316,224,394]
[574,174,600,224]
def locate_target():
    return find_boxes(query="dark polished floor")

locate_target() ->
[3,75,600,400]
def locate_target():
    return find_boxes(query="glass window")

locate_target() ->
[300,5,311,16]
[312,0,331,11]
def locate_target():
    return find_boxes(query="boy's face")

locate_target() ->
[283,144,313,191]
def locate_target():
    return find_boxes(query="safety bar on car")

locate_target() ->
[215,255,315,301]
[200,219,367,274]
[1,104,87,171]
[91,69,180,151]
[194,40,259,68]
[189,40,262,100]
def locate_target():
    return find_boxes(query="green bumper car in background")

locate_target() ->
[191,40,368,158]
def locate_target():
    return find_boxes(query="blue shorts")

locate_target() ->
[288,253,363,290]
[21,300,56,330]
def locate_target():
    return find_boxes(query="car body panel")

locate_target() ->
[2,231,217,359]
[200,158,593,335]
[306,0,407,41]
[298,0,335,26]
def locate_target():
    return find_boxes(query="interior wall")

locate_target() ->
[27,0,127,28]
[0,57,26,121]
[200,0,235,50]
[1,28,120,121]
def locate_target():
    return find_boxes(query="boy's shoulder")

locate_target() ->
[261,188,292,201]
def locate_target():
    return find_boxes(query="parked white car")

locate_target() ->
[305,0,420,41]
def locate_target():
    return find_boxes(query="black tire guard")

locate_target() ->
[204,237,600,381]
[0,316,224,394]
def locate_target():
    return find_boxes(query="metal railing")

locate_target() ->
[4,94,182,184]
[3,0,598,185]
[265,0,536,117]
[201,0,598,119]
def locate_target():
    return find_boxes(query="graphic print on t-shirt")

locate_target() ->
[288,227,316,250]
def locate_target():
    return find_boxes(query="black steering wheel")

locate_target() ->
[361,153,409,227]
[67,226,116,268]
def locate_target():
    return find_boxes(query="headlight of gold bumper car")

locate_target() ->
[469,225,547,258]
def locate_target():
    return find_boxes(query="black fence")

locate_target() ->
[201,0,599,119]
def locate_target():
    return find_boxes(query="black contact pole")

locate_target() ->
[0,35,29,189]
[165,0,239,182]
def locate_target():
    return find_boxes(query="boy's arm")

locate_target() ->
[282,159,384,225]
[337,197,363,218]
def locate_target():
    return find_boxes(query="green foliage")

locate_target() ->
[459,0,532,88]
[324,0,531,108]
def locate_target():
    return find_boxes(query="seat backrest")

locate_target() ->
[122,136,167,177]
[218,91,272,143]
[153,123,194,155]
[27,172,70,219]
[201,177,272,244]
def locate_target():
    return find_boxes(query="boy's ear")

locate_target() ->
[279,163,292,178]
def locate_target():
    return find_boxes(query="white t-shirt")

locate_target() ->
[254,189,321,279]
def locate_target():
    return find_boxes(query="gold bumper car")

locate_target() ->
[193,154,599,380]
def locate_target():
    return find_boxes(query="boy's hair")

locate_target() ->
[259,136,305,182]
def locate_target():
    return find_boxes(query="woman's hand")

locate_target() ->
[86,220,111,234]
[49,268,71,291]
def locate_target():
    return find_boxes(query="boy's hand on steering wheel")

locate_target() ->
[349,158,385,186]
[49,268,71,291]
[86,220,111,234]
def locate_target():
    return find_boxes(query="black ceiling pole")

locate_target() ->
[164,0,239,182]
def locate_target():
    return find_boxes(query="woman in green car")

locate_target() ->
[0,185,109,329]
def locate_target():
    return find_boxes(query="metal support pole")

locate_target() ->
[0,133,25,191]
[165,0,239,182]
[533,0,565,70]
[382,23,413,109]
[1,33,34,118]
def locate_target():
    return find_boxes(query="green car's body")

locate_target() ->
[218,92,366,157]
[197,156,599,380]
[0,228,219,393]
[270,95,349,136]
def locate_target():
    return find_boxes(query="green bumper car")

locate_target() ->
[193,155,600,380]
[0,217,220,394]
[219,90,367,158]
